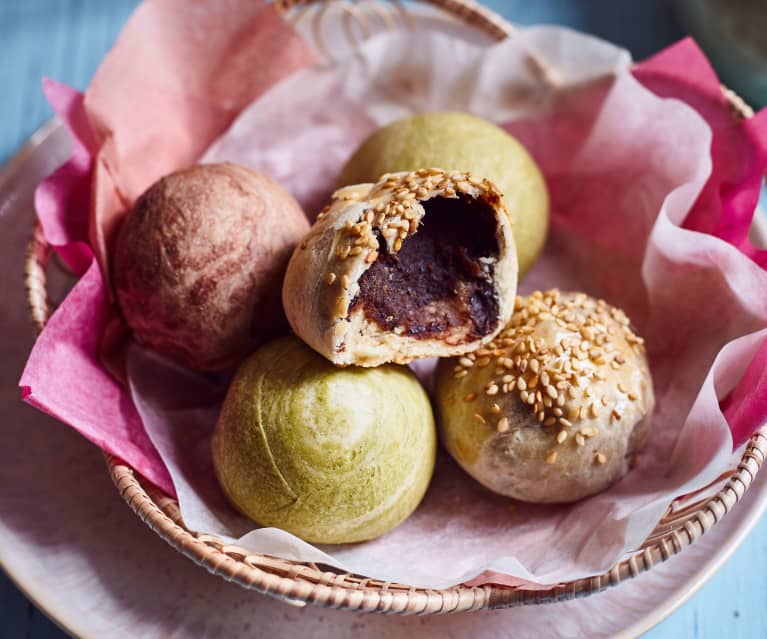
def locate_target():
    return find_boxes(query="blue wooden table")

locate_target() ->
[1,2,765,637]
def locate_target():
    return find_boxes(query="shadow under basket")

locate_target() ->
[23,0,767,615]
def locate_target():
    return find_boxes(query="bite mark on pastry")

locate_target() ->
[350,195,500,341]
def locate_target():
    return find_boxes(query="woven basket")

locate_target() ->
[24,0,767,614]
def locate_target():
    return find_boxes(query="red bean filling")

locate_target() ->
[350,196,500,340]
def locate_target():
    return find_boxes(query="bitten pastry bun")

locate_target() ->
[212,336,437,544]
[113,163,309,371]
[282,169,518,367]
[435,290,654,504]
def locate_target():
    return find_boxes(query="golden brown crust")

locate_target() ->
[435,290,654,503]
[282,169,518,367]
[114,163,309,371]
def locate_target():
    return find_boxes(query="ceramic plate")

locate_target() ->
[3,7,767,633]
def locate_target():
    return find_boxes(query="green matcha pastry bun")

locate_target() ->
[337,112,549,279]
[212,336,437,543]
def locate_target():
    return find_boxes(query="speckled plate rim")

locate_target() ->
[617,478,767,639]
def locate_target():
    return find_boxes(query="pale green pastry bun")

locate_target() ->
[337,112,549,278]
[212,336,437,544]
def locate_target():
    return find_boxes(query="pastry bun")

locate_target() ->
[282,169,518,367]
[114,163,309,371]
[435,290,654,503]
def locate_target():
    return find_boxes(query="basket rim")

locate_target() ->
[21,0,767,616]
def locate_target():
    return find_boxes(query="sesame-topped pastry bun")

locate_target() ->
[435,290,654,504]
[282,169,518,367]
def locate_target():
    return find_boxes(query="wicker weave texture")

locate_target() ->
[22,0,767,614]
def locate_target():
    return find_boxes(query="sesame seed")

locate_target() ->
[543,417,557,427]
[474,413,486,424]
[341,275,351,289]
[459,357,474,368]
[595,452,607,465]
[545,451,558,465]
[454,370,468,379]
[545,384,558,399]
[486,384,499,396]
[628,392,638,401]
[476,357,491,368]
[327,272,337,285]
[497,417,510,433]
[559,418,573,428]
[575,434,586,446]
[490,403,502,414]
[556,430,568,444]
[612,409,622,421]
[460,289,644,430]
